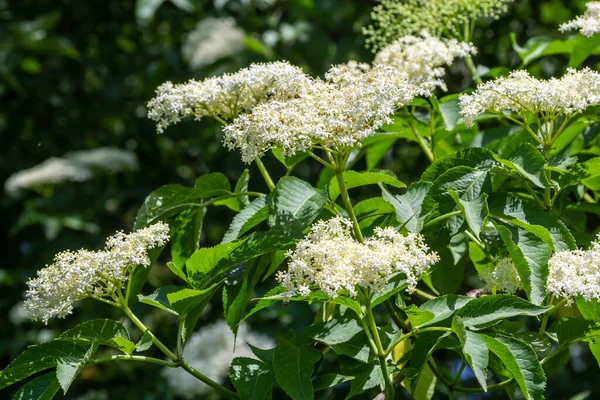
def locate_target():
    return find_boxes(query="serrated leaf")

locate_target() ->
[138,285,181,315]
[194,172,231,197]
[449,191,489,239]
[346,361,384,399]
[438,97,461,131]
[313,373,353,391]
[272,148,310,169]
[500,143,551,189]
[481,334,545,400]
[11,372,60,400]
[420,148,500,183]
[381,182,431,232]
[171,207,205,268]
[134,184,202,229]
[0,340,90,390]
[456,295,549,329]
[555,318,600,347]
[56,343,95,393]
[353,197,395,221]
[229,357,274,400]
[328,170,405,202]
[452,317,489,390]
[60,319,134,354]
[414,295,473,328]
[268,177,327,237]
[411,363,436,400]
[167,283,221,316]
[305,318,372,363]
[577,297,600,321]
[222,197,268,243]
[407,331,451,390]
[135,330,153,352]
[371,272,409,307]
[273,337,320,400]
[494,222,550,305]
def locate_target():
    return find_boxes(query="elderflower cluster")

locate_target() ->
[147,61,312,133]
[163,320,273,399]
[66,147,139,173]
[479,258,521,294]
[363,0,513,51]
[374,32,477,90]
[5,157,92,196]
[547,234,600,303]
[459,68,600,127]
[24,223,170,324]
[276,217,439,300]
[223,64,428,163]
[560,2,600,37]
[182,18,246,70]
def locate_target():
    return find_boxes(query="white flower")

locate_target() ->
[182,18,246,70]
[374,32,477,91]
[162,320,274,399]
[276,217,439,300]
[5,157,92,196]
[66,147,138,173]
[479,257,521,294]
[24,222,170,324]
[560,2,600,37]
[459,68,600,127]
[547,234,600,303]
[147,61,312,133]
[223,64,428,163]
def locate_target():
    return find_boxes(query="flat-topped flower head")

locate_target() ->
[374,32,477,90]
[147,61,312,133]
[547,234,600,303]
[223,64,428,163]
[560,2,600,37]
[459,68,600,127]
[182,17,246,70]
[24,222,170,324]
[363,0,513,51]
[479,257,521,294]
[5,157,92,197]
[276,217,439,300]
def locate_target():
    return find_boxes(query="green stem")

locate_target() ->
[90,354,178,368]
[364,304,395,399]
[423,210,462,229]
[428,358,514,394]
[176,319,184,358]
[464,55,483,86]
[407,118,435,162]
[179,358,240,399]
[334,167,364,242]
[413,288,437,301]
[385,327,452,357]
[463,230,486,251]
[121,305,178,362]
[254,157,276,192]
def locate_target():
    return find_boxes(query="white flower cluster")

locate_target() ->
[479,257,521,294]
[459,68,600,126]
[66,147,139,173]
[5,157,92,196]
[24,222,170,324]
[276,217,439,300]
[223,64,428,163]
[560,2,600,37]
[364,0,513,51]
[182,18,246,70]
[547,234,600,303]
[163,320,273,399]
[147,61,312,133]
[374,32,477,90]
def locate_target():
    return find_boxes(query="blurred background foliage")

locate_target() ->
[1,0,599,398]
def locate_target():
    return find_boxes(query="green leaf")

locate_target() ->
[420,148,500,183]
[346,361,384,399]
[273,336,320,400]
[185,242,241,288]
[313,373,353,391]
[60,319,134,354]
[229,357,274,400]
[555,318,600,347]
[0,340,91,390]
[134,184,202,229]
[328,170,405,202]
[222,197,268,243]
[413,295,473,328]
[138,285,181,315]
[268,177,327,237]
[449,191,489,239]
[371,272,409,307]
[494,222,550,305]
[438,97,462,131]
[306,318,372,363]
[167,283,221,316]
[194,172,231,197]
[381,182,431,232]
[456,295,550,329]
[411,363,436,400]
[135,330,153,352]
[353,197,395,221]
[272,148,310,169]
[577,297,600,321]
[407,331,451,389]
[11,372,60,400]
[56,343,95,393]
[170,207,205,270]
[365,137,397,170]
[452,317,489,390]
[481,334,546,400]
[499,143,551,189]
[489,193,576,251]
[570,34,600,68]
